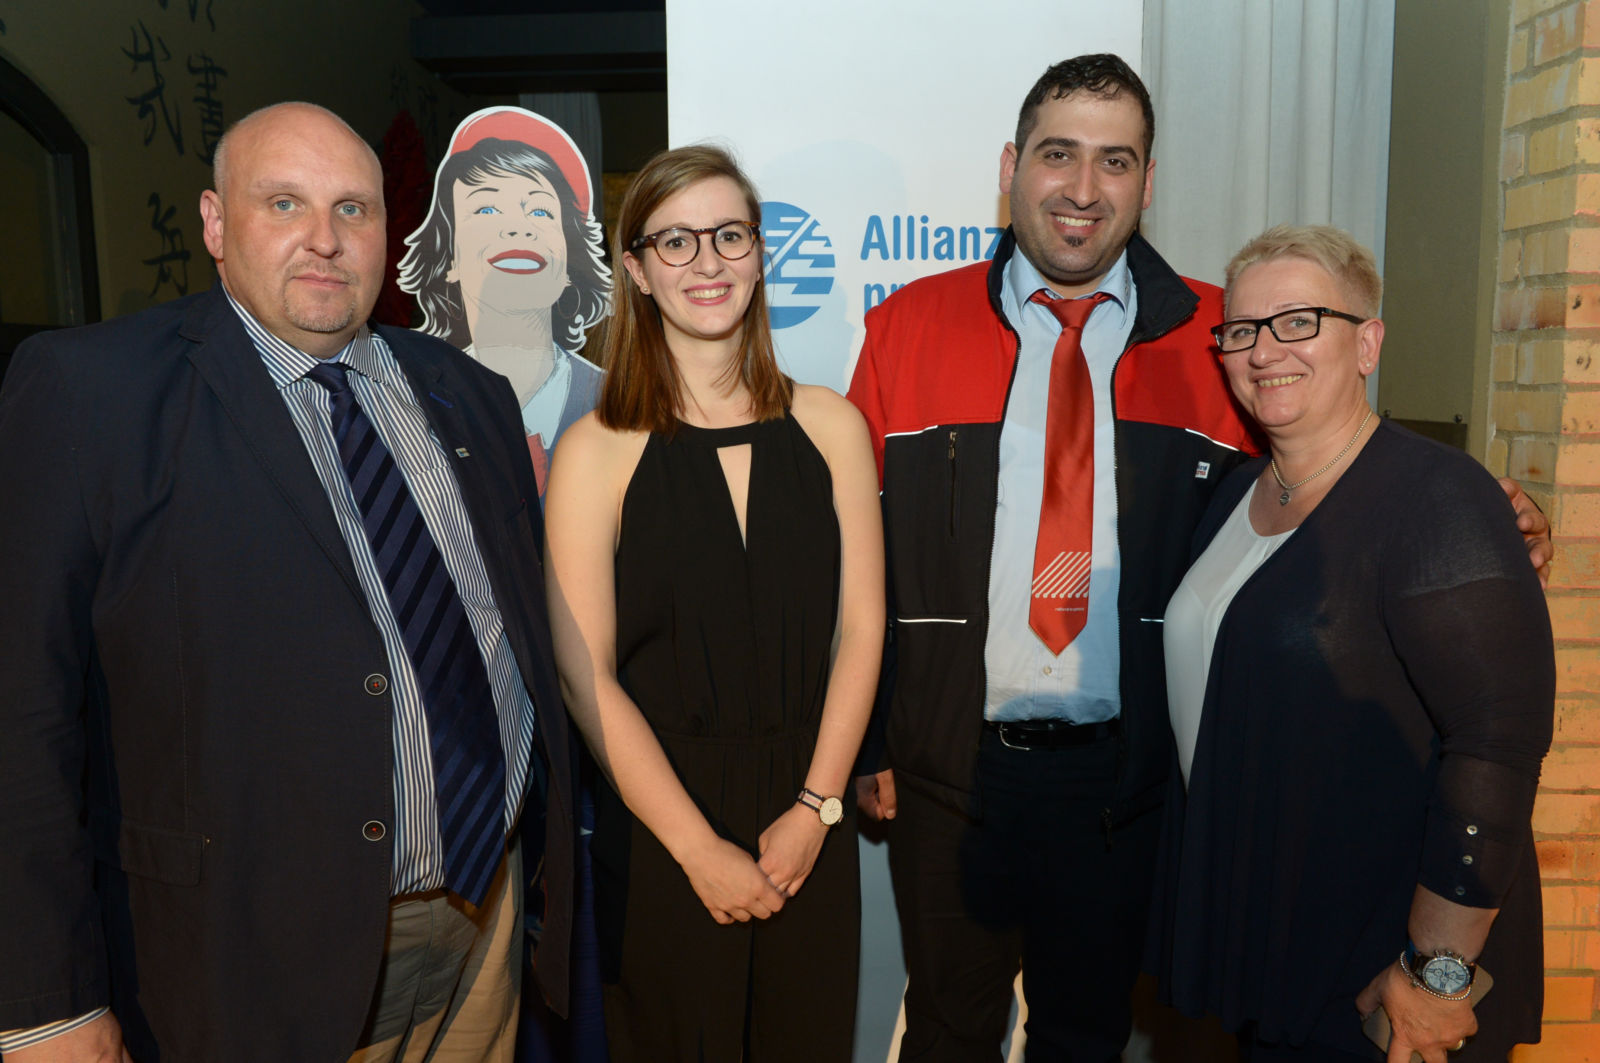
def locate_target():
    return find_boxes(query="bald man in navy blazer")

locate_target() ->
[0,103,574,1061]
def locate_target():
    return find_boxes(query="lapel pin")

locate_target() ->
[455,447,471,458]
[1194,461,1211,479]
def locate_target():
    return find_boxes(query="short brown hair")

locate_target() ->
[1224,224,1384,319]
[1015,54,1154,161]
[597,145,791,434]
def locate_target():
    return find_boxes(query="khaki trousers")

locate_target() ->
[348,843,522,1063]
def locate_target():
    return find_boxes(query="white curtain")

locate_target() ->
[1141,0,1395,288]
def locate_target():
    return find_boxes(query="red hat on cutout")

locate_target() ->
[446,106,592,217]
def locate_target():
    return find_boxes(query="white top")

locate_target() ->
[460,342,574,448]
[1163,486,1292,786]
[519,345,574,447]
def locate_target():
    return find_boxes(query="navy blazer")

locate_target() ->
[0,285,574,1060]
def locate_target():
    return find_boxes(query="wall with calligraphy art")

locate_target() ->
[0,0,469,321]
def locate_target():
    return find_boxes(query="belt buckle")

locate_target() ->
[995,722,1033,752]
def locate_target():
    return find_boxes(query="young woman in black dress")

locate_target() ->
[542,145,883,1061]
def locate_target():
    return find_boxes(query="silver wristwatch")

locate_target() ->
[1400,941,1476,1000]
[797,787,844,827]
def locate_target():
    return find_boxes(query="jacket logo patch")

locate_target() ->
[1195,461,1211,479]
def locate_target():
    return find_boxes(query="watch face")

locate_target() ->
[1421,956,1471,995]
[820,797,843,826]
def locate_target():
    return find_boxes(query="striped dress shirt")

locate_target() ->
[233,294,536,896]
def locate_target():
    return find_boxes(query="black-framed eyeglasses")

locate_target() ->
[630,221,760,267]
[1210,306,1367,354]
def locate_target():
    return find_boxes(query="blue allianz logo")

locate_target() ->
[761,201,835,329]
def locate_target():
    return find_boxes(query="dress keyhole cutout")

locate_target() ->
[716,442,752,547]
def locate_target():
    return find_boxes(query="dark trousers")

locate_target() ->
[1238,1025,1514,1062]
[1236,1030,1380,1062]
[887,728,1161,1063]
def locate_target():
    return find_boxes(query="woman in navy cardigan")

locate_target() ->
[1153,225,1554,1063]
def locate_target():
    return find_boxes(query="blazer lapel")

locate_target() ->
[386,334,517,559]
[180,288,365,600]
[392,345,494,513]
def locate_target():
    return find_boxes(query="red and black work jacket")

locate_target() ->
[847,229,1263,824]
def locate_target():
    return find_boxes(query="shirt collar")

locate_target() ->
[1001,243,1133,329]
[222,287,393,390]
[518,347,573,447]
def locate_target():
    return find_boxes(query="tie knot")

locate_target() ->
[1031,290,1110,332]
[306,361,353,396]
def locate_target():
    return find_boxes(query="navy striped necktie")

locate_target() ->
[307,361,506,906]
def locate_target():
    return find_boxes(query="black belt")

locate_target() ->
[984,717,1120,751]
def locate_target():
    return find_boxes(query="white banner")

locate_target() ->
[667,5,1142,1059]
[668,1,1143,395]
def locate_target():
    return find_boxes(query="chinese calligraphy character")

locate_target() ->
[155,0,216,31]
[143,192,191,299]
[124,21,184,156]
[189,53,227,166]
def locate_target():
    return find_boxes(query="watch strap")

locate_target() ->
[797,787,842,826]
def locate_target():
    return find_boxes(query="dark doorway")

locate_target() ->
[0,55,99,383]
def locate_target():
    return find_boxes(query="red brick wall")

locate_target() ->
[1499,2,1600,1058]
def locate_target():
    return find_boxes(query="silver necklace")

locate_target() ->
[1270,408,1374,506]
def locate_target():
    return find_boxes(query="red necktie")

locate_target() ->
[528,432,550,498]
[1028,290,1109,655]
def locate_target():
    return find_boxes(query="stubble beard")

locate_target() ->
[286,297,358,335]
[1012,198,1104,292]
[283,274,362,336]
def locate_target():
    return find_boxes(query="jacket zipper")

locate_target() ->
[948,429,959,538]
[973,328,1025,763]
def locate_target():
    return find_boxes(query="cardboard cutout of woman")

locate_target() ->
[402,107,612,1063]
[399,106,611,498]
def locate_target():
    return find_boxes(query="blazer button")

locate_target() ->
[363,820,387,841]
[365,674,388,695]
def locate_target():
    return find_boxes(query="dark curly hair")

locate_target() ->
[398,137,610,351]
[1014,54,1154,162]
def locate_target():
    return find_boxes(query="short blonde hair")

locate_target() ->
[1224,224,1383,319]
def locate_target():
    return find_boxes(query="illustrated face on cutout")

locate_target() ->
[398,108,614,357]
[446,169,570,321]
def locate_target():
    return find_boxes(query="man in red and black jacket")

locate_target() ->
[847,53,1258,1062]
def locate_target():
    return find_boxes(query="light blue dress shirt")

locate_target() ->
[984,249,1136,723]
